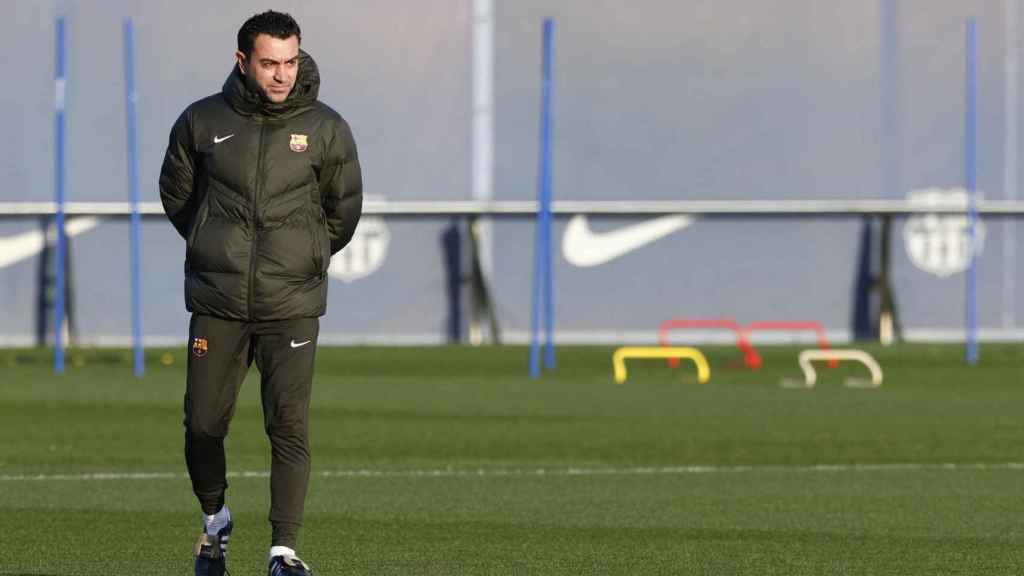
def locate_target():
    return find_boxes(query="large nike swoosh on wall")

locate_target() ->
[0,217,101,269]
[561,214,695,267]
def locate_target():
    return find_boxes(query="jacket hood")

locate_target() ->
[222,49,320,118]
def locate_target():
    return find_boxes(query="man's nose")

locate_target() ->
[273,67,284,82]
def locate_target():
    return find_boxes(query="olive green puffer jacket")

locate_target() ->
[159,50,362,321]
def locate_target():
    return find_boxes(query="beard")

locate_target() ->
[240,70,293,104]
[242,70,274,103]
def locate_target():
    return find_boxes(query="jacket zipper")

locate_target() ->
[248,122,266,320]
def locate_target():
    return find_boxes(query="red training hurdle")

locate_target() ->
[658,318,838,370]
[657,318,758,369]
[741,321,838,369]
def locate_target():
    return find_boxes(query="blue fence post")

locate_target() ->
[530,18,556,378]
[54,16,67,375]
[124,18,145,377]
[966,18,979,366]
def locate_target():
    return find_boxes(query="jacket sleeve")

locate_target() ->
[319,118,363,255]
[159,109,198,239]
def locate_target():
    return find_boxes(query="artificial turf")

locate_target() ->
[0,344,1022,574]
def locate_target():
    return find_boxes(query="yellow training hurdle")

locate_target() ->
[612,347,711,384]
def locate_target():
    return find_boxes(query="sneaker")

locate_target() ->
[268,555,313,576]
[194,520,233,576]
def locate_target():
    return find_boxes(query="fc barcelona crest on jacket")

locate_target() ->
[192,337,209,358]
[290,134,308,152]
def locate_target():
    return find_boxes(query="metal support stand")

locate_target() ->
[467,216,501,344]
[876,215,901,345]
[35,217,76,348]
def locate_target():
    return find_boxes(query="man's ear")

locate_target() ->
[235,50,247,75]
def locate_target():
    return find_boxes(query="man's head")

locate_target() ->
[235,11,301,103]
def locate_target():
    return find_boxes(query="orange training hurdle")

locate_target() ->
[741,321,838,369]
[659,318,838,370]
[657,318,757,369]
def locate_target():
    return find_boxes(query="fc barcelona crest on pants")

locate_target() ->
[290,134,308,152]
[192,337,208,358]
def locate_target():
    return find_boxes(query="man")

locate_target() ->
[159,10,362,576]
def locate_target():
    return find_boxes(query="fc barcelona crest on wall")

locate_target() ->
[192,337,208,358]
[290,134,308,152]
[902,188,986,278]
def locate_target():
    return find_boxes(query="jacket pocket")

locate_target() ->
[311,210,328,274]
[185,194,211,262]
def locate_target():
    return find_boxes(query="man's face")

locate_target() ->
[236,34,299,103]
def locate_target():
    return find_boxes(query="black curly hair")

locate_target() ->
[237,10,301,57]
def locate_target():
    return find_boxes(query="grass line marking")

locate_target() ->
[2,462,1024,482]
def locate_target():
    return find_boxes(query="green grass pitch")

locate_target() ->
[1,344,1022,574]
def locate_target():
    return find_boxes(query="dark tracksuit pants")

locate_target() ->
[184,314,319,549]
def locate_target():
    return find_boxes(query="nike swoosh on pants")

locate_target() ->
[561,214,695,267]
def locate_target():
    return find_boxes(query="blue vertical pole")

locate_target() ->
[54,16,67,374]
[541,19,556,371]
[966,17,980,365]
[124,18,145,378]
[530,18,555,378]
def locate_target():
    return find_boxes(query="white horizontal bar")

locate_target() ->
[3,200,1024,217]
[11,328,1024,349]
